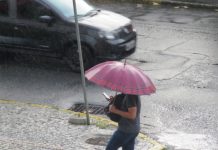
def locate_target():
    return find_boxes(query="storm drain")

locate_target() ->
[70,103,106,115]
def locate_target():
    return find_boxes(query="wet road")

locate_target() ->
[1,3,218,150]
[100,3,218,150]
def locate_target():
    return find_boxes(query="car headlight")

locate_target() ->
[98,31,115,40]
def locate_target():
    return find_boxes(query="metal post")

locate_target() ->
[72,0,90,125]
[9,0,16,18]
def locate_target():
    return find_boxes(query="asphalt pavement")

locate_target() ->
[89,0,218,8]
[1,1,217,150]
[0,99,165,150]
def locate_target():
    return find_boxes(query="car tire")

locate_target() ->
[0,52,4,64]
[65,44,95,72]
[0,52,13,64]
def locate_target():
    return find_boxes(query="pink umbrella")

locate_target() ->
[85,61,156,95]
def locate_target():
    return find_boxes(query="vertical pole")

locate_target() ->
[72,0,90,125]
[9,0,16,18]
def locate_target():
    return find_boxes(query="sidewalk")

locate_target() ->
[0,100,165,150]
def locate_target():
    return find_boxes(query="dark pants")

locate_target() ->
[106,130,139,150]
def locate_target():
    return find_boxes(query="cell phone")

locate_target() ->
[102,92,110,100]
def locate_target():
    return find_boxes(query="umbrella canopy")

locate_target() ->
[85,61,156,95]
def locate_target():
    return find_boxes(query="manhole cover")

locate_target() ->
[70,103,106,115]
[85,135,110,146]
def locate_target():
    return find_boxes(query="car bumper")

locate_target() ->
[96,32,137,60]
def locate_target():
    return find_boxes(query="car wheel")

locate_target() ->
[65,44,95,72]
[0,52,13,64]
[0,52,5,64]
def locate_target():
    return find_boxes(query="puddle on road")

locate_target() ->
[157,129,217,150]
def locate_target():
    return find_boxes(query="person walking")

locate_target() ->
[85,61,155,149]
[106,94,141,150]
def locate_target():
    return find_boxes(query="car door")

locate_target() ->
[0,0,16,50]
[13,0,64,56]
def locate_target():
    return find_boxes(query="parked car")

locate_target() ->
[0,0,137,71]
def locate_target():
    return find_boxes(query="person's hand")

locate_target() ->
[109,104,117,113]
[108,96,114,102]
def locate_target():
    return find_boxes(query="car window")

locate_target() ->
[0,0,9,16]
[46,0,94,18]
[17,0,53,20]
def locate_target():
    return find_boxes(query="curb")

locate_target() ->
[89,0,218,9]
[161,0,218,9]
[0,99,166,150]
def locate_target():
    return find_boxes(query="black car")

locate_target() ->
[0,0,136,71]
